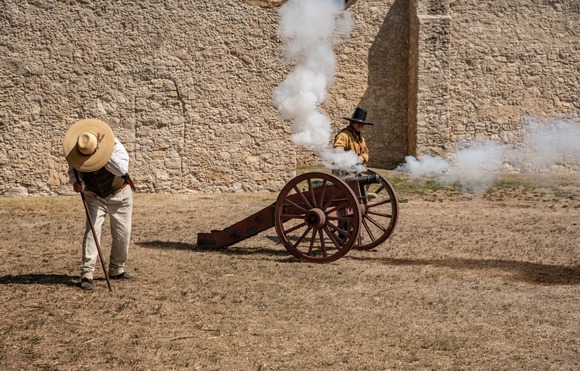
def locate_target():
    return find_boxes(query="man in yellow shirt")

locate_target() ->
[333,107,373,166]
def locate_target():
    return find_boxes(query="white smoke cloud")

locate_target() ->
[273,0,361,172]
[397,116,580,194]
[513,116,580,174]
[444,141,508,194]
[399,154,449,178]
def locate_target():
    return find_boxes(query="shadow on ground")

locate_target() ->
[0,274,78,286]
[350,256,580,285]
[138,240,198,250]
[137,239,291,258]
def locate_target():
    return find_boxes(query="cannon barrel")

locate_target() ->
[343,174,382,186]
[312,173,381,189]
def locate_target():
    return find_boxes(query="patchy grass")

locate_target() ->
[0,173,579,370]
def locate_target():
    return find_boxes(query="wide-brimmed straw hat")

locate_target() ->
[343,107,373,125]
[63,118,115,172]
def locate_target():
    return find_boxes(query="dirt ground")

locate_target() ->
[0,170,578,370]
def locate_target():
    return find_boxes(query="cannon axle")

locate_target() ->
[304,208,326,228]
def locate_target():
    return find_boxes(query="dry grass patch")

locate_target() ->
[1,172,578,369]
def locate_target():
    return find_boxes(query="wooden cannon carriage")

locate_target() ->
[197,170,399,263]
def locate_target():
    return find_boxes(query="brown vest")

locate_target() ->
[82,168,125,198]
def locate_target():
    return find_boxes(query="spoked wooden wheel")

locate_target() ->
[353,170,399,250]
[274,172,361,263]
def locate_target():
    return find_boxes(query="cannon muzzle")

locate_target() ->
[343,174,382,186]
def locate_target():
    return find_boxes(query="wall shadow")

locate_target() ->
[0,274,78,286]
[349,256,580,285]
[360,0,410,169]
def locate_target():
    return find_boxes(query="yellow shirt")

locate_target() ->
[333,126,369,165]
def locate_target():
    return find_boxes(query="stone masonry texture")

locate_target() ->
[0,0,578,196]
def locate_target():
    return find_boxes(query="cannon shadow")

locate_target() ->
[349,256,580,285]
[138,239,292,258]
[0,273,78,286]
[138,240,198,250]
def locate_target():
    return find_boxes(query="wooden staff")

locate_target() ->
[74,169,112,292]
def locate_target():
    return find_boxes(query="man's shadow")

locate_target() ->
[350,256,580,285]
[0,273,78,287]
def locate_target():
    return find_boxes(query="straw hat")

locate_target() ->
[63,119,115,172]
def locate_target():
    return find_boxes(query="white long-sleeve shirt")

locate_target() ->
[69,138,130,183]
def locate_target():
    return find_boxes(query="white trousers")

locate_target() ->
[80,186,133,279]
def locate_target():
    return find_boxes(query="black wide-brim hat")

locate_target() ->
[343,107,373,125]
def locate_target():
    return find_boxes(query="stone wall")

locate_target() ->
[1,0,297,196]
[1,0,578,196]
[414,0,579,155]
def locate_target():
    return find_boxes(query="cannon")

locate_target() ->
[197,170,399,263]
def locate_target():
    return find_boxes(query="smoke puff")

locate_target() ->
[272,67,330,121]
[320,147,365,173]
[397,155,448,178]
[396,116,579,194]
[443,141,507,194]
[291,111,332,150]
[397,141,506,194]
[279,0,344,43]
[273,0,358,171]
[515,116,580,174]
